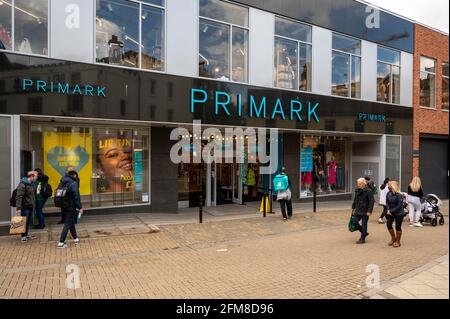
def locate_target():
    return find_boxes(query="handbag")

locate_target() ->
[10,216,27,235]
[348,211,357,232]
[277,188,292,201]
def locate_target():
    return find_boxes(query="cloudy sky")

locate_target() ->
[364,0,449,33]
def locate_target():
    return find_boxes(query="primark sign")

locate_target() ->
[22,79,107,97]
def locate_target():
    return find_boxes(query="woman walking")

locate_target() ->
[378,178,390,224]
[408,177,424,227]
[386,181,404,248]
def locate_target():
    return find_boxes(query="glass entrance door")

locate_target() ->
[232,163,243,204]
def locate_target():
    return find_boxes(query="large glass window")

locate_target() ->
[300,135,350,198]
[0,116,11,224]
[443,62,449,111]
[274,17,312,91]
[199,0,249,82]
[96,0,165,71]
[420,56,436,108]
[332,33,361,98]
[30,124,150,211]
[0,0,12,50]
[0,0,48,55]
[377,46,401,104]
[385,136,401,183]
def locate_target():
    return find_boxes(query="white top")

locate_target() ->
[379,185,389,206]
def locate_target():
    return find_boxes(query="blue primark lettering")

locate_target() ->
[22,79,33,90]
[58,83,70,94]
[215,91,231,116]
[290,100,302,121]
[271,98,286,120]
[85,85,94,96]
[237,94,242,117]
[73,85,82,95]
[21,79,107,97]
[97,86,106,97]
[308,102,319,123]
[249,96,267,118]
[190,88,208,113]
[36,80,47,93]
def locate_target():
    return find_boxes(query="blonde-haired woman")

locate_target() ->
[386,181,404,247]
[408,177,424,227]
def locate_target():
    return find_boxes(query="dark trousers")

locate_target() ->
[279,199,293,219]
[379,205,387,219]
[59,211,78,243]
[20,208,33,237]
[35,202,45,227]
[387,213,403,232]
[352,214,369,240]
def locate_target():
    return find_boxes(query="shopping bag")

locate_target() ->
[348,211,356,232]
[10,216,26,235]
[260,196,271,214]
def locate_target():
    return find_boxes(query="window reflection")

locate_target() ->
[199,19,230,80]
[0,0,12,50]
[232,27,248,83]
[14,0,48,55]
[200,0,248,27]
[332,52,349,97]
[141,5,165,71]
[274,38,298,90]
[275,17,311,43]
[377,46,401,104]
[442,62,449,110]
[377,63,390,102]
[420,56,436,108]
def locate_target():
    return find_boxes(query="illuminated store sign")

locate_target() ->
[358,113,386,122]
[190,89,320,123]
[22,79,107,97]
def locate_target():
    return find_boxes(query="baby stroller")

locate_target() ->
[419,194,445,227]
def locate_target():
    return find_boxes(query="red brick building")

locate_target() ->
[413,24,449,198]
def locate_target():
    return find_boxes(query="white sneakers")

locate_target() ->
[57,242,68,249]
[409,222,423,227]
[73,238,80,244]
[57,238,80,249]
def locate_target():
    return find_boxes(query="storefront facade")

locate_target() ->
[0,0,415,225]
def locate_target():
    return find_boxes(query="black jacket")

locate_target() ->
[352,187,375,216]
[407,186,423,198]
[59,175,82,212]
[386,191,404,215]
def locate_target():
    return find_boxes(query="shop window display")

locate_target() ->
[300,136,349,198]
[30,124,150,211]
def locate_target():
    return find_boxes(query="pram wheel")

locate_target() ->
[439,217,445,225]
[431,219,438,227]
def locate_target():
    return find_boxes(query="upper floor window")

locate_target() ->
[442,62,449,111]
[96,0,165,71]
[377,46,401,104]
[199,0,249,82]
[0,0,48,56]
[332,33,361,99]
[419,56,436,108]
[274,17,312,91]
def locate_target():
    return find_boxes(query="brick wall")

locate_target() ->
[413,24,449,176]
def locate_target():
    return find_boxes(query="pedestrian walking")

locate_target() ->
[15,171,38,242]
[351,177,375,244]
[57,170,83,249]
[385,181,404,248]
[274,167,293,221]
[33,168,52,229]
[58,166,80,224]
[378,178,390,224]
[407,176,424,227]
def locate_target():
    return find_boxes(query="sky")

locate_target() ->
[364,0,449,33]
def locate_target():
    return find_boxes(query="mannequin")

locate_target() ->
[327,156,337,192]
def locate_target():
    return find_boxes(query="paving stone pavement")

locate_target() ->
[0,206,448,299]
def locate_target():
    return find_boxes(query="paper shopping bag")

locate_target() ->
[10,216,26,235]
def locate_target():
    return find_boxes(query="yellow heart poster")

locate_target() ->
[43,131,92,195]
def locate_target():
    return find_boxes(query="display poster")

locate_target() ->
[134,150,143,192]
[95,131,135,193]
[300,147,313,172]
[44,132,92,195]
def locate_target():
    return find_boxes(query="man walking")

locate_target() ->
[15,171,38,242]
[351,177,375,244]
[57,170,83,249]
[33,168,51,229]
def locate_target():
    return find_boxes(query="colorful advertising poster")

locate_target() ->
[95,131,134,193]
[300,147,313,173]
[44,132,92,195]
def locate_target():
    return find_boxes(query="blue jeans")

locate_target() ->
[352,214,369,240]
[35,202,45,227]
[20,208,34,237]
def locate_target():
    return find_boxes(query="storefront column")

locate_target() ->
[283,132,300,201]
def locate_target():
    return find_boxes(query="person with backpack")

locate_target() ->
[33,168,52,229]
[351,177,375,244]
[56,170,83,249]
[58,166,80,224]
[273,167,293,221]
[14,171,38,242]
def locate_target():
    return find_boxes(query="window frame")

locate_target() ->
[377,45,401,104]
[419,55,437,109]
[94,0,167,73]
[331,32,362,99]
[442,61,449,111]
[274,15,313,92]
[0,0,50,57]
[198,0,250,83]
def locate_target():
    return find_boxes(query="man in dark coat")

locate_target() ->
[351,177,375,244]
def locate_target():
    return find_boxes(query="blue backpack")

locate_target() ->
[273,174,289,191]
